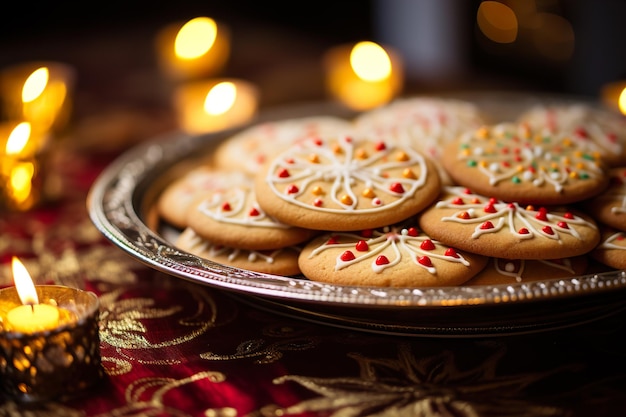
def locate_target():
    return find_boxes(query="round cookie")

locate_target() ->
[354,97,487,160]
[213,115,355,175]
[590,226,626,270]
[440,122,609,205]
[255,135,442,231]
[464,256,588,286]
[185,174,318,250]
[298,218,488,287]
[175,227,302,275]
[157,167,249,229]
[418,186,601,260]
[584,167,626,232]
[517,104,626,167]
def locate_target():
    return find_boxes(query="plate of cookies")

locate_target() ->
[88,92,626,337]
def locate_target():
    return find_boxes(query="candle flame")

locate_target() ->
[350,41,392,82]
[10,162,35,203]
[5,122,32,155]
[22,67,50,103]
[204,81,237,115]
[12,257,39,306]
[175,17,218,60]
[619,88,626,115]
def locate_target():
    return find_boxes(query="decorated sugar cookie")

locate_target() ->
[185,174,318,250]
[440,122,609,205]
[298,218,488,287]
[464,256,588,286]
[175,228,302,275]
[213,116,355,175]
[584,167,626,232]
[590,226,626,270]
[354,97,487,160]
[517,104,626,167]
[157,167,249,229]
[254,135,442,231]
[418,186,600,259]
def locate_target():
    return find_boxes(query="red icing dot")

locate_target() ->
[542,226,554,235]
[340,251,356,261]
[313,198,323,207]
[284,157,295,164]
[458,211,470,220]
[286,184,299,194]
[355,240,369,251]
[507,203,516,210]
[248,207,260,216]
[420,239,435,250]
[575,126,588,138]
[313,137,323,146]
[221,202,232,211]
[361,229,374,238]
[375,255,390,265]
[535,207,548,221]
[480,221,494,230]
[407,227,419,237]
[463,188,472,194]
[557,221,569,229]
[418,256,433,267]
[444,248,459,258]
[327,236,339,244]
[277,168,290,178]
[564,212,574,219]
[518,227,530,234]
[452,197,464,205]
[502,161,510,168]
[608,132,618,143]
[389,183,405,193]
[374,141,386,151]
[484,203,497,213]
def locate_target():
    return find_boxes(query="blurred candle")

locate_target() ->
[0,62,75,135]
[324,41,404,111]
[601,81,626,115]
[173,79,259,134]
[155,17,231,81]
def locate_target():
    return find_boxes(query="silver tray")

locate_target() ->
[87,93,626,337]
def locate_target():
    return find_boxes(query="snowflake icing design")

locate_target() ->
[457,123,604,192]
[265,136,429,213]
[437,186,596,241]
[309,225,470,274]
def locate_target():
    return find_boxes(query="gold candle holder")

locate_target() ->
[0,285,103,403]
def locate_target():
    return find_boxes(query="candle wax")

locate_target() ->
[6,303,60,333]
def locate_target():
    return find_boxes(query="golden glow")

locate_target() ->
[175,17,218,60]
[530,13,574,60]
[9,163,35,203]
[477,1,518,43]
[21,67,49,103]
[204,81,237,115]
[12,257,38,305]
[350,41,392,82]
[5,122,31,155]
[619,88,626,115]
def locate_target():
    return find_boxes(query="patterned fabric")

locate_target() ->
[1,149,625,417]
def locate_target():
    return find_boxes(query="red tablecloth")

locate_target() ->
[1,149,626,417]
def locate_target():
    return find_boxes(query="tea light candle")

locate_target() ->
[0,257,103,403]
[0,61,75,135]
[173,78,259,134]
[323,41,404,111]
[155,16,231,81]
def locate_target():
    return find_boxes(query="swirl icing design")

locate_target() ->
[493,258,574,282]
[457,123,604,192]
[437,186,597,241]
[309,226,470,274]
[265,136,429,213]
[196,185,291,229]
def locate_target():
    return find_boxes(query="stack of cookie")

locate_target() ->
[156,97,626,287]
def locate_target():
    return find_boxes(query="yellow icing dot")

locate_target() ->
[362,188,376,198]
[562,137,572,147]
[562,157,571,166]
[308,153,320,163]
[402,168,416,179]
[332,144,342,154]
[569,171,578,179]
[534,134,543,143]
[593,151,602,160]
[516,165,524,172]
[396,151,409,162]
[356,149,368,159]
[462,149,471,156]
[312,186,325,195]
[476,126,489,139]
[341,195,353,205]
[576,162,585,170]
[479,160,488,167]
[574,150,583,158]
[525,205,535,211]
[550,162,559,169]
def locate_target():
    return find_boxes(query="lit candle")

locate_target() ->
[0,61,75,135]
[323,41,404,111]
[173,78,259,134]
[601,80,626,115]
[4,257,68,333]
[155,16,231,81]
